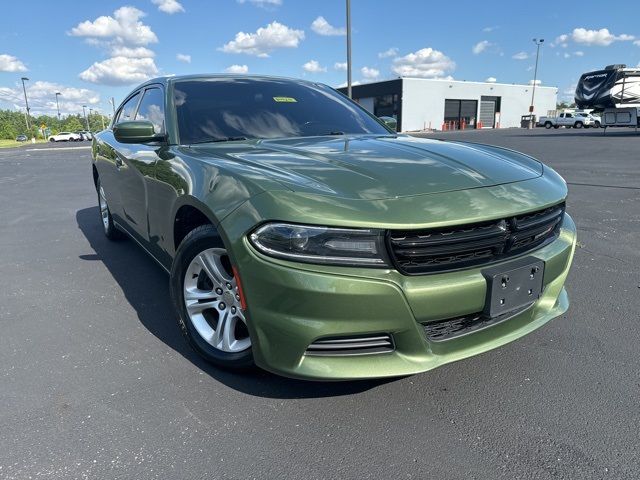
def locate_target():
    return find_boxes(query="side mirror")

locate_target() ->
[113,120,165,144]
[378,116,398,132]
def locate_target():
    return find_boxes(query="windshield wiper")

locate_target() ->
[320,131,345,136]
[190,136,249,145]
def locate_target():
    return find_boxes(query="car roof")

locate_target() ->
[121,74,321,101]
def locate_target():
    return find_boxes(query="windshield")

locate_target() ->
[173,78,390,144]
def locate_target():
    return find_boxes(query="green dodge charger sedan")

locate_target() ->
[91,75,576,380]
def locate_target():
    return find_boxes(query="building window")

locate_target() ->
[374,94,399,119]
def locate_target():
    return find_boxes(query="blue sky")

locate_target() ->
[1,0,639,117]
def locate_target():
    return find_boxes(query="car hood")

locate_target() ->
[190,135,543,200]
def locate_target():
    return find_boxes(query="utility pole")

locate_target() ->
[82,105,89,130]
[20,77,30,134]
[109,97,116,116]
[530,38,544,120]
[55,92,61,120]
[89,108,93,131]
[346,0,352,98]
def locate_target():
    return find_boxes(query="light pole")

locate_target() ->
[20,77,30,134]
[530,38,544,116]
[82,105,89,130]
[55,92,61,120]
[346,0,352,98]
[109,97,116,116]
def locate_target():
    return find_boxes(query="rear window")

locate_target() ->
[173,78,389,144]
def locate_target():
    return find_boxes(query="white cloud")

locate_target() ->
[574,50,584,56]
[176,53,191,63]
[555,28,634,48]
[529,79,542,86]
[224,64,249,74]
[0,54,27,72]
[391,47,455,78]
[0,80,100,115]
[219,21,304,57]
[563,52,571,58]
[634,40,640,46]
[378,47,398,58]
[151,0,184,14]
[334,62,347,71]
[485,77,497,83]
[361,66,380,79]
[303,60,327,73]
[554,34,569,48]
[237,0,282,7]
[70,7,159,86]
[69,6,158,46]
[512,51,529,60]
[110,46,155,58]
[571,27,633,46]
[79,57,159,85]
[482,26,497,32]
[472,40,492,54]
[310,16,345,36]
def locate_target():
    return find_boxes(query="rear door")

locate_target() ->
[116,86,166,245]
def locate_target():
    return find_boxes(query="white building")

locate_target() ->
[339,78,558,131]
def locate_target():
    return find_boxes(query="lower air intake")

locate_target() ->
[422,304,532,342]
[305,334,394,356]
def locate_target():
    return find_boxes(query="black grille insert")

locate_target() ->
[423,304,532,342]
[305,334,394,356]
[388,203,565,275]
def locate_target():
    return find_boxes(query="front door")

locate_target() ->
[114,87,166,244]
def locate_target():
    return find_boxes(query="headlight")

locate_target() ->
[249,223,389,267]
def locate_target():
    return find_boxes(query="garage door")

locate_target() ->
[479,100,495,128]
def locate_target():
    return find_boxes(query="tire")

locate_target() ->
[170,225,254,370]
[49,138,55,142]
[594,122,601,128]
[574,121,583,129]
[553,125,560,129]
[97,178,125,241]
[544,122,552,129]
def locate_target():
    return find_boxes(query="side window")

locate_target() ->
[115,93,140,124]
[135,87,165,133]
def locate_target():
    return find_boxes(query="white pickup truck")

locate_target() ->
[538,112,601,129]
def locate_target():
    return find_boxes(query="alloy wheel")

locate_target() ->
[183,248,250,353]
[99,186,110,231]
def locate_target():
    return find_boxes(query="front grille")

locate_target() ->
[388,203,565,275]
[305,334,394,356]
[423,304,532,342]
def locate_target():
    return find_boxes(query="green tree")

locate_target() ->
[62,115,84,132]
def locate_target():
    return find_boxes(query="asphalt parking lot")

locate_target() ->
[1,129,639,479]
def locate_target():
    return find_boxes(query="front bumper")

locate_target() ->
[229,214,576,380]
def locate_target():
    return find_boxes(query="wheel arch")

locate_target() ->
[92,164,99,191]
[172,197,220,251]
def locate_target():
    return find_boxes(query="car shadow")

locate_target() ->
[76,207,394,398]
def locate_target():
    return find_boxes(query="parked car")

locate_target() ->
[575,112,602,128]
[15,134,28,142]
[92,75,576,380]
[49,132,81,142]
[538,112,598,129]
[80,130,94,140]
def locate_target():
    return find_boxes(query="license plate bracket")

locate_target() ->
[482,257,545,318]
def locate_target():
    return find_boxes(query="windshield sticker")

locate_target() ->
[273,96,297,103]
